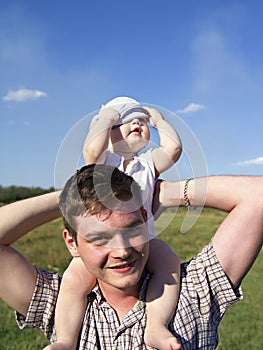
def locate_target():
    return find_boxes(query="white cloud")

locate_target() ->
[5,120,16,126]
[3,88,47,102]
[176,103,205,114]
[234,157,263,166]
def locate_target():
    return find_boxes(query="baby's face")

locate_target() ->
[111,118,150,154]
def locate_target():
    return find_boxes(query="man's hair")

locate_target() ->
[59,164,143,242]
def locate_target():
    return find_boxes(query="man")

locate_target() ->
[0,164,262,349]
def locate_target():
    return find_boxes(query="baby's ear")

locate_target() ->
[63,230,80,257]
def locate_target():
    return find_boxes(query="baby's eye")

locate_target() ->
[138,118,147,125]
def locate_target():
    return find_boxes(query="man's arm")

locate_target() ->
[154,176,263,289]
[0,192,61,316]
[144,107,182,176]
[83,108,119,165]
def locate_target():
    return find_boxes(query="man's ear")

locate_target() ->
[141,208,148,222]
[63,230,80,258]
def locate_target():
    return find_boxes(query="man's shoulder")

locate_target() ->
[179,243,242,317]
[181,243,224,282]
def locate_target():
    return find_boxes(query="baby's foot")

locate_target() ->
[42,342,74,350]
[144,324,181,350]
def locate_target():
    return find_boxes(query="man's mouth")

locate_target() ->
[109,261,135,272]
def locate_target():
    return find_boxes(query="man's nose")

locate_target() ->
[110,235,132,258]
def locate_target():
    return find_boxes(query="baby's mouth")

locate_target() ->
[129,127,141,135]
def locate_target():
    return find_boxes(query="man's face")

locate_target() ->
[72,207,149,291]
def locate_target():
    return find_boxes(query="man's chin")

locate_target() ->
[100,273,143,291]
[112,277,140,289]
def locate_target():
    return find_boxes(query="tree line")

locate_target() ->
[0,185,55,204]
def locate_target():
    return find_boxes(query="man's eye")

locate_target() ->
[127,227,141,237]
[90,236,109,246]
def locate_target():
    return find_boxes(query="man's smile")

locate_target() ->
[108,260,136,272]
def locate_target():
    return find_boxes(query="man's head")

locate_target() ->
[59,164,145,242]
[59,164,150,290]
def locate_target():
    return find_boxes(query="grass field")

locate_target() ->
[0,208,262,349]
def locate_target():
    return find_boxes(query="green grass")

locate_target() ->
[0,208,262,349]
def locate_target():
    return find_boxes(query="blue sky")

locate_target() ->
[1,0,263,188]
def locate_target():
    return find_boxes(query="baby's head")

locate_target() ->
[102,96,149,126]
[104,97,151,155]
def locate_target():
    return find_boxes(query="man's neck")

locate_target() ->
[97,279,143,322]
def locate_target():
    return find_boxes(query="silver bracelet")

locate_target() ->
[184,178,193,208]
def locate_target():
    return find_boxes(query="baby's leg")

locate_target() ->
[144,239,181,350]
[43,257,96,350]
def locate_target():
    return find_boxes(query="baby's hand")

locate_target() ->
[98,107,120,126]
[143,107,164,128]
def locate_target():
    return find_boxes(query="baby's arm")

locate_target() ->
[144,239,181,350]
[44,258,96,350]
[144,107,182,176]
[83,108,119,165]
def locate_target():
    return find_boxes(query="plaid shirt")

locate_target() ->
[16,243,242,349]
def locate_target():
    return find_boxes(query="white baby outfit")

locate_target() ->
[105,149,156,240]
